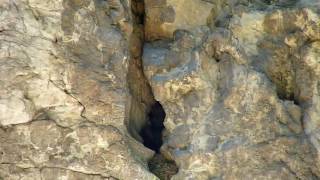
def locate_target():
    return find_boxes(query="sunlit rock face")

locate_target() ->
[143,0,320,179]
[1,0,320,179]
[0,0,156,179]
[144,0,214,41]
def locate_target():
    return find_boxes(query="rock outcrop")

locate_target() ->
[1,0,320,179]
[0,0,155,179]
[143,0,320,179]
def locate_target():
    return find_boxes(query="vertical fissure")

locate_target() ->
[127,0,178,179]
[139,101,165,153]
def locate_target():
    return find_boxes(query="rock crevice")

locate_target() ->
[1,0,320,180]
[127,0,179,178]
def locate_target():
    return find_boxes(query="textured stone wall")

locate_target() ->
[0,0,156,179]
[0,0,320,180]
[143,0,320,179]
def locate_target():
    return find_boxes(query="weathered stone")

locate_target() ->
[0,0,156,179]
[1,0,320,179]
[142,2,320,179]
[144,0,214,41]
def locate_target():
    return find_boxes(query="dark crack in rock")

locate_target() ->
[1,0,320,179]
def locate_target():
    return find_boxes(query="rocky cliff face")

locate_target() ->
[0,0,320,179]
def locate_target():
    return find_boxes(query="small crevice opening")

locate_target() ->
[128,0,179,178]
[139,101,165,153]
[139,102,178,179]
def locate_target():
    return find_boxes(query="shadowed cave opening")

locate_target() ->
[138,101,179,179]
[139,101,165,153]
[128,0,179,178]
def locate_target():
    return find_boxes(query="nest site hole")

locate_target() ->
[137,101,179,179]
[139,101,165,153]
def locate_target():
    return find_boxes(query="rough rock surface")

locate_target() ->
[143,0,320,179]
[0,0,155,179]
[1,0,320,180]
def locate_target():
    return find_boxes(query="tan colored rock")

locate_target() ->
[0,120,156,179]
[1,0,320,179]
[0,90,35,126]
[142,2,320,178]
[144,0,214,40]
[0,0,156,179]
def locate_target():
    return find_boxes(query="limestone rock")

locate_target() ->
[143,1,320,179]
[0,0,156,179]
[1,0,320,179]
[144,0,214,41]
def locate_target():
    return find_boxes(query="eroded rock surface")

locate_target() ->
[1,0,320,180]
[143,0,320,179]
[0,0,155,179]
